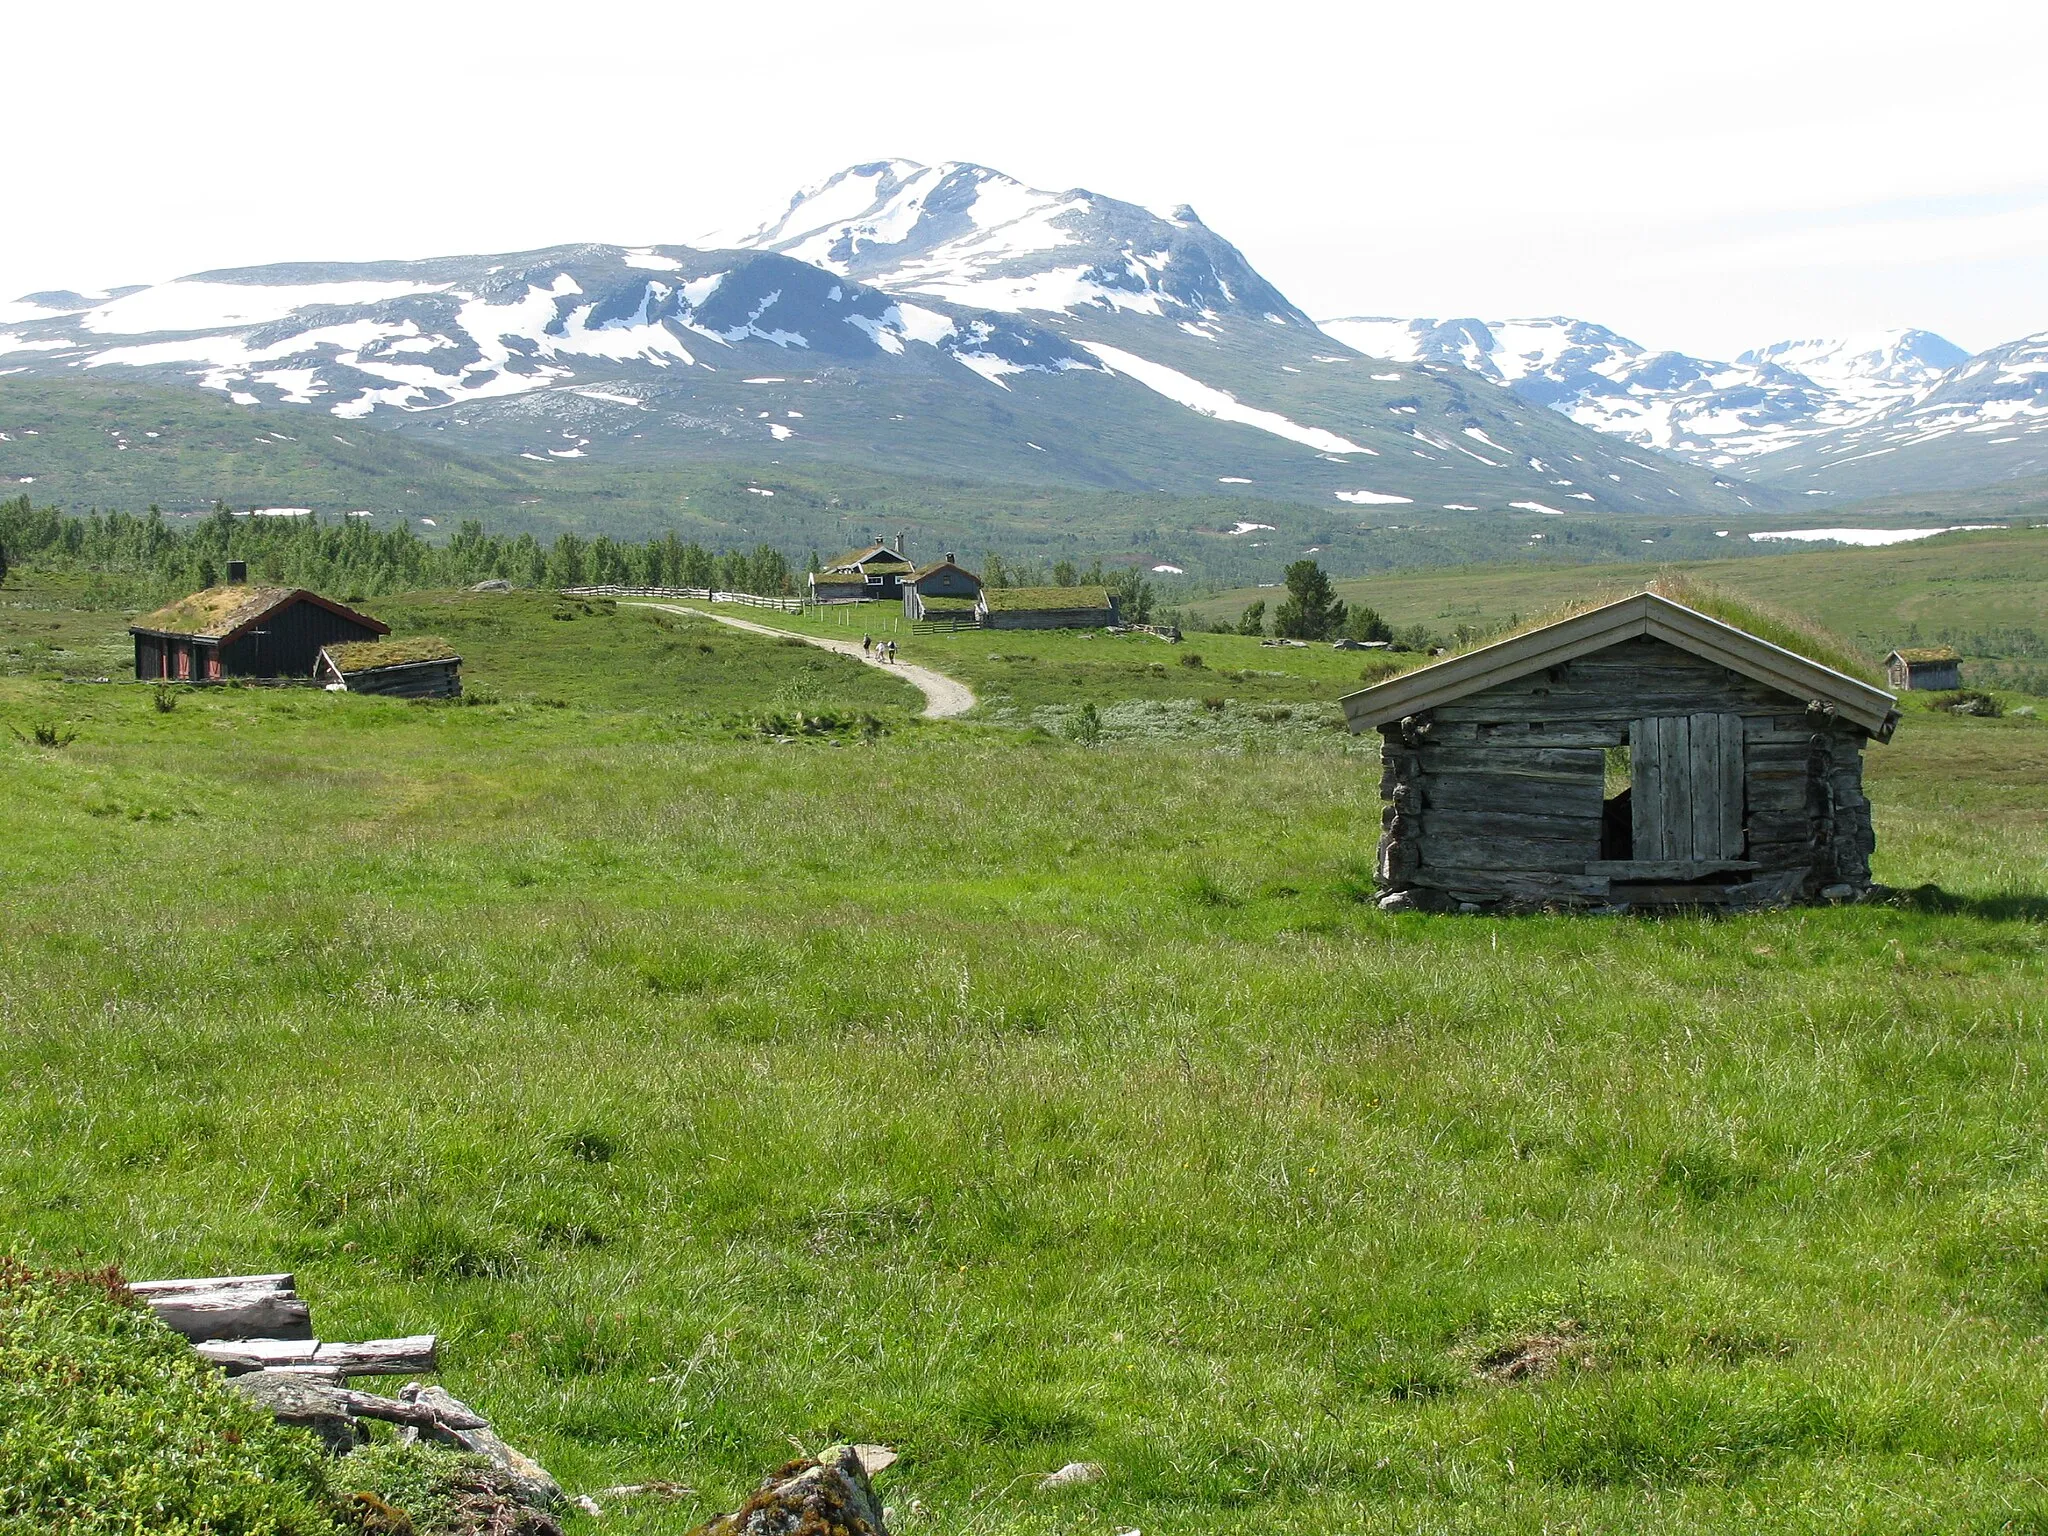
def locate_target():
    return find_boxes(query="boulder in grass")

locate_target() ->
[687,1444,888,1536]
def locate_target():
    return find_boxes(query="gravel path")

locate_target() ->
[638,603,977,720]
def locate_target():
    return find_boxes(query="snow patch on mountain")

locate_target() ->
[1080,341,1370,455]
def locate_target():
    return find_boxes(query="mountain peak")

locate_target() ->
[712,159,1304,325]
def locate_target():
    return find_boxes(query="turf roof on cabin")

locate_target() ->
[822,543,912,573]
[1890,646,1962,663]
[133,584,389,641]
[323,636,461,673]
[981,585,1115,612]
[910,559,982,584]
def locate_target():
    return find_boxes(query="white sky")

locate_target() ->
[10,0,2047,360]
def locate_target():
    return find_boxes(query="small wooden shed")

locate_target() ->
[131,583,387,681]
[1884,647,1961,691]
[316,637,463,699]
[977,586,1120,630]
[903,554,983,620]
[1341,592,1899,912]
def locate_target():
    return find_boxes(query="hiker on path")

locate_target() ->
[862,634,872,656]
[887,641,898,663]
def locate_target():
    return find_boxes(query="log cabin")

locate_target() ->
[1884,647,1962,691]
[131,573,387,681]
[977,585,1119,630]
[315,636,463,699]
[1341,592,1899,912]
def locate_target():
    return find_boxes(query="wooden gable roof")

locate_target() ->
[908,558,982,587]
[822,543,911,574]
[131,585,389,643]
[1340,592,1899,740]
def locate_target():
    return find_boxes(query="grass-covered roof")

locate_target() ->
[323,636,460,674]
[131,585,297,639]
[1434,574,1882,686]
[1890,646,1961,664]
[981,585,1115,613]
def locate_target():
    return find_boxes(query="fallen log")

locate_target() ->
[130,1274,314,1343]
[196,1334,438,1377]
[146,1288,313,1343]
[130,1273,296,1298]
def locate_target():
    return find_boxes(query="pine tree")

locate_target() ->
[1271,560,1346,640]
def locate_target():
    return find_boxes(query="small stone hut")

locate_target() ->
[316,637,463,699]
[131,576,387,681]
[903,555,982,621]
[1341,592,1899,912]
[1884,647,1961,691]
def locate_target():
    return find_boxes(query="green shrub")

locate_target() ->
[0,1259,339,1534]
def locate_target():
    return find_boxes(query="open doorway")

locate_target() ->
[1601,743,1632,859]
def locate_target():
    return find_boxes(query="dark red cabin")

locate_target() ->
[130,578,387,681]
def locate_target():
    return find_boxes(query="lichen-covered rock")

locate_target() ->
[227,1369,363,1456]
[397,1382,563,1513]
[687,1445,888,1536]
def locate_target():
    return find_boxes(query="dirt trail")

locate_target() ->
[638,603,976,720]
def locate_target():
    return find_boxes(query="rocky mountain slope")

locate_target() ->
[1319,313,2048,496]
[0,162,1761,523]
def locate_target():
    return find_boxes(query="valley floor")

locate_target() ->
[0,576,2045,1533]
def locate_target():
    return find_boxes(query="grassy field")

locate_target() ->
[1,568,2046,1534]
[1185,525,2048,691]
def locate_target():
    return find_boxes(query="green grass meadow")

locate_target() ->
[2,559,2046,1533]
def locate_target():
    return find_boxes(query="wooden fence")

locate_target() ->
[558,586,804,613]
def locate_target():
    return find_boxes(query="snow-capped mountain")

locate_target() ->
[707,160,1306,327]
[1735,329,2048,495]
[1319,316,1972,465]
[0,162,1769,520]
[1320,313,2047,495]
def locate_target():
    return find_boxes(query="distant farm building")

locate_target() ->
[130,572,387,681]
[978,586,1120,630]
[903,555,983,621]
[316,637,463,699]
[810,539,914,602]
[1884,647,1962,691]
[1342,592,1899,912]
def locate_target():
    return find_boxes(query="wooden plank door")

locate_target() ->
[1630,713,1743,862]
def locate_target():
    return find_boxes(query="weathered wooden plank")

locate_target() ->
[1424,774,1604,815]
[1422,832,1599,873]
[1719,712,1744,857]
[131,1275,294,1298]
[1409,869,1612,901]
[1436,688,1775,724]
[1631,717,1662,860]
[1610,881,1737,906]
[197,1335,439,1378]
[1587,859,1760,879]
[1665,716,1694,861]
[1689,712,1717,859]
[1418,745,1605,777]
[1420,808,1601,841]
[1745,775,1808,814]
[146,1289,313,1344]
[1749,810,1815,844]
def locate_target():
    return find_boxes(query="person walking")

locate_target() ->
[861,634,872,657]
